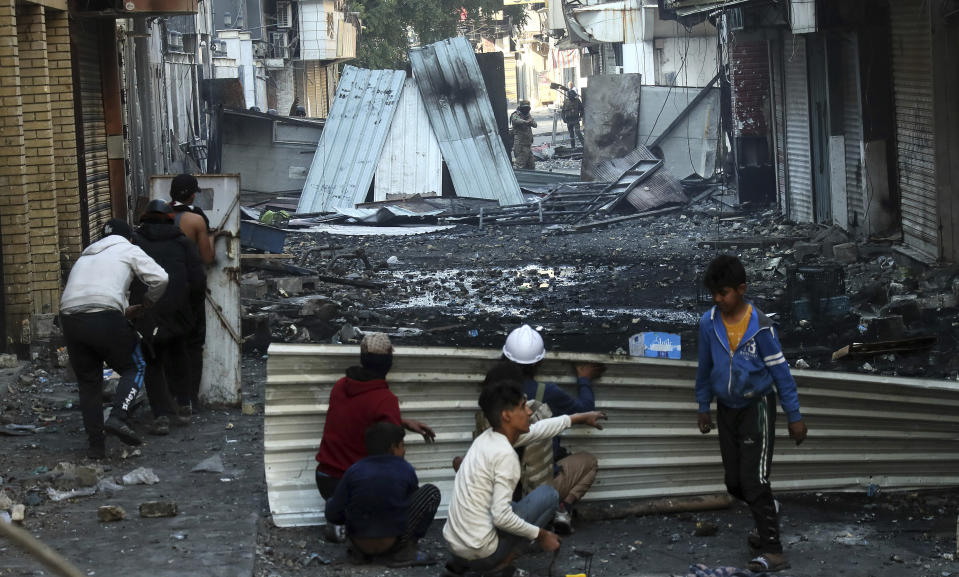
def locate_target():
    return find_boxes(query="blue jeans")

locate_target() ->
[464,485,559,572]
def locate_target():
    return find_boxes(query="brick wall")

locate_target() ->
[0,0,32,344]
[17,3,59,315]
[46,10,81,272]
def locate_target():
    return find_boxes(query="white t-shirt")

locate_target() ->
[443,414,571,560]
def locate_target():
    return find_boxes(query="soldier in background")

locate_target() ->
[510,100,537,169]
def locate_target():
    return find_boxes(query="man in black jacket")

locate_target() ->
[132,199,207,434]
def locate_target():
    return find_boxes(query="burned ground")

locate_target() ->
[249,196,959,380]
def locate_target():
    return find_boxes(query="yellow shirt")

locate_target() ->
[723,305,752,352]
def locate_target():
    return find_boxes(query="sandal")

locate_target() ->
[747,552,790,572]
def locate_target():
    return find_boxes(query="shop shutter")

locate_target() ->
[889,0,937,257]
[74,23,112,241]
[783,34,813,223]
[842,32,865,233]
[770,36,787,213]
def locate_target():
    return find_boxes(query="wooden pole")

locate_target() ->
[0,520,86,577]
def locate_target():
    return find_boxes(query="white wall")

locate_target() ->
[299,0,336,60]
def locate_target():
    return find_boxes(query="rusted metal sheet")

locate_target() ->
[265,343,959,527]
[409,37,524,207]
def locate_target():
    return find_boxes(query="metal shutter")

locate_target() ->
[74,23,112,242]
[783,34,813,222]
[842,32,865,233]
[770,35,787,213]
[890,0,937,257]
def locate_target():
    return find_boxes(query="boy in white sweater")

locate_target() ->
[443,380,606,577]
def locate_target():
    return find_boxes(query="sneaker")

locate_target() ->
[747,552,790,572]
[149,415,170,436]
[323,523,346,543]
[86,443,106,460]
[552,508,573,535]
[174,405,191,427]
[103,415,143,446]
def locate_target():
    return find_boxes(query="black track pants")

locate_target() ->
[717,394,782,554]
[61,310,145,445]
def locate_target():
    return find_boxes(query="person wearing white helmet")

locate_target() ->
[500,324,605,535]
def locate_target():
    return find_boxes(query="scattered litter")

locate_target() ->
[0,492,12,510]
[46,486,97,502]
[0,353,18,369]
[629,332,681,359]
[32,466,48,475]
[10,504,24,522]
[795,359,810,369]
[121,467,160,486]
[191,454,225,474]
[97,505,126,522]
[694,520,718,537]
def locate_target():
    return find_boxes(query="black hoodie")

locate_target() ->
[131,221,207,343]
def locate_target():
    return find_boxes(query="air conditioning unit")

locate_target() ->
[212,39,228,56]
[168,30,184,52]
[270,31,290,59]
[276,2,291,28]
[728,7,744,31]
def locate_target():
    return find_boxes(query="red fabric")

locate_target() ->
[315,375,402,478]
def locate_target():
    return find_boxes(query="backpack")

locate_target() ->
[519,382,554,495]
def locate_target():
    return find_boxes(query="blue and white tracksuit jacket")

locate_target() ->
[695,304,802,423]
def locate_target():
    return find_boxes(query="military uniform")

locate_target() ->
[561,91,584,147]
[510,100,537,169]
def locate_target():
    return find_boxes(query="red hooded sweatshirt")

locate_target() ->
[315,368,402,478]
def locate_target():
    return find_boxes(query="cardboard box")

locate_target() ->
[629,332,681,359]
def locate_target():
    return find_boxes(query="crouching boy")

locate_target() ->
[324,422,440,567]
[696,255,808,572]
[443,380,606,577]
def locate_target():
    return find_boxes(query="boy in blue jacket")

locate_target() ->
[325,422,440,567]
[695,255,808,573]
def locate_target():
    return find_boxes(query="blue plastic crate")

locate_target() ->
[240,221,287,254]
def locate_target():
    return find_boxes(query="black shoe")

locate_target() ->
[174,405,191,427]
[86,443,106,460]
[104,415,143,446]
[149,415,170,436]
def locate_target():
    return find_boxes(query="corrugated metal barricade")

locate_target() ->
[265,344,959,528]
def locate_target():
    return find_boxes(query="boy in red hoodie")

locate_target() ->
[315,332,435,541]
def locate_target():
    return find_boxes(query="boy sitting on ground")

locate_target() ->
[325,422,441,567]
[443,380,606,577]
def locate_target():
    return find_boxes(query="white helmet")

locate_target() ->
[502,324,546,364]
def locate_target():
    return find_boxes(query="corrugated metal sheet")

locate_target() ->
[842,32,864,233]
[592,146,658,183]
[784,34,814,223]
[890,0,938,258]
[513,169,580,189]
[409,37,524,206]
[297,66,406,213]
[374,78,443,201]
[265,344,959,527]
[770,35,787,214]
